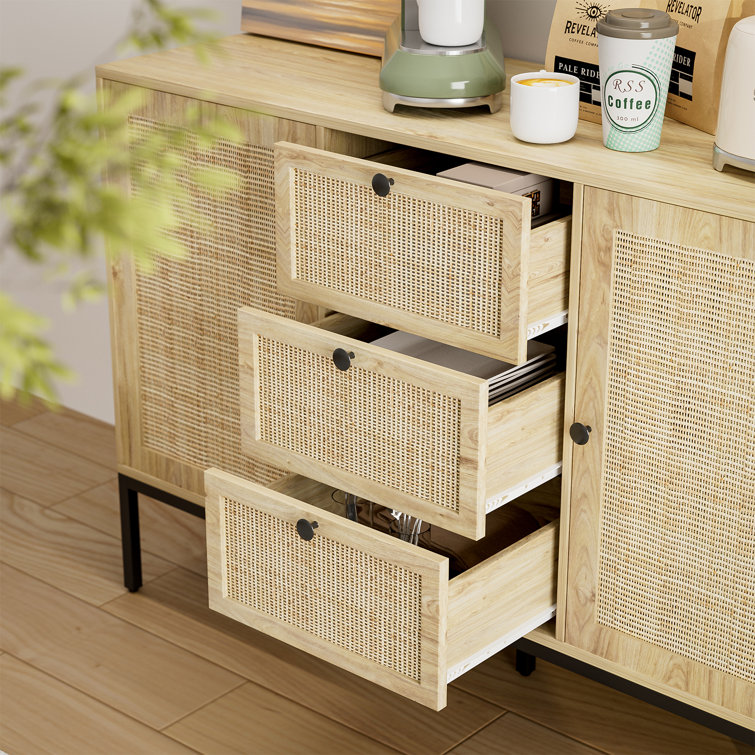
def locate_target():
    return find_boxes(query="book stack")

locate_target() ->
[370,331,557,405]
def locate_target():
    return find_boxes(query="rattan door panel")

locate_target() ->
[239,308,564,540]
[276,142,566,365]
[205,468,558,710]
[564,189,755,725]
[104,82,321,502]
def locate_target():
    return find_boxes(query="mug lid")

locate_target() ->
[597,8,678,39]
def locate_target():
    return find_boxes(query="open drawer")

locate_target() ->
[275,142,570,364]
[239,309,564,539]
[205,468,559,710]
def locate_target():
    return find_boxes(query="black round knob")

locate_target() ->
[332,348,355,371]
[569,422,592,445]
[371,173,394,197]
[296,519,319,541]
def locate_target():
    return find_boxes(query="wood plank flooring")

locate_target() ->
[0,398,747,754]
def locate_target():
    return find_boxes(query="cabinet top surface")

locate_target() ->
[97,34,754,221]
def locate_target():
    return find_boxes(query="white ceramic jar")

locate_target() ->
[416,0,485,47]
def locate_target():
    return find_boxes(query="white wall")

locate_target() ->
[0,0,241,424]
[0,0,554,424]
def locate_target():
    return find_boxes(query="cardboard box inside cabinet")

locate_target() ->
[437,162,555,220]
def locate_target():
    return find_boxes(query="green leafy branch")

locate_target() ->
[0,1,240,405]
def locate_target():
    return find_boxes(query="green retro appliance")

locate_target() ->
[379,0,506,113]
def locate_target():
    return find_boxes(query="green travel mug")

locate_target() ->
[597,8,679,152]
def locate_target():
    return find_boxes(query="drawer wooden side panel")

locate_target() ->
[486,373,566,508]
[276,142,531,364]
[528,217,570,334]
[205,468,449,709]
[446,520,558,680]
[239,308,489,539]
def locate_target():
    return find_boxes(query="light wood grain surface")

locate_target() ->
[96,35,755,222]
[163,680,398,754]
[0,396,47,426]
[449,712,599,755]
[1,563,244,729]
[0,654,195,755]
[555,183,585,642]
[53,478,208,577]
[0,426,114,507]
[12,407,117,470]
[446,520,557,673]
[454,642,748,755]
[0,489,174,605]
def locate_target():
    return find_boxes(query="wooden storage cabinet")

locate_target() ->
[562,189,755,726]
[97,36,755,735]
[205,468,558,710]
[275,143,570,364]
[238,309,565,539]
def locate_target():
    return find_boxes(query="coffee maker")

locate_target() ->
[379,0,506,113]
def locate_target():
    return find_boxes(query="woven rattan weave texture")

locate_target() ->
[597,230,755,683]
[293,168,504,337]
[257,335,462,511]
[130,116,292,484]
[223,496,424,681]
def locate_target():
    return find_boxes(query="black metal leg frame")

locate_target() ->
[514,640,754,746]
[116,472,753,745]
[118,473,205,593]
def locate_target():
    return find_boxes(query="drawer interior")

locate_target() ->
[366,145,574,227]
[281,475,560,581]
[310,313,566,409]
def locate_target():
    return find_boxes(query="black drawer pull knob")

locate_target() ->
[569,422,592,445]
[332,348,355,371]
[296,519,319,541]
[371,173,394,197]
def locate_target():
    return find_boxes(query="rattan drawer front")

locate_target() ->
[205,468,449,709]
[275,143,569,364]
[205,469,558,711]
[239,309,564,540]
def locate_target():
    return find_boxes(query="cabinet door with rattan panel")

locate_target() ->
[563,188,755,727]
[205,468,558,710]
[238,308,564,539]
[101,81,328,504]
[275,143,570,364]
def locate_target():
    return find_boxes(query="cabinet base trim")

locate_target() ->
[486,463,563,514]
[516,635,755,745]
[446,604,556,683]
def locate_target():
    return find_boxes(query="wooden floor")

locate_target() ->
[0,398,748,755]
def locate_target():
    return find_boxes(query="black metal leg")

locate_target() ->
[515,649,537,676]
[118,474,142,592]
